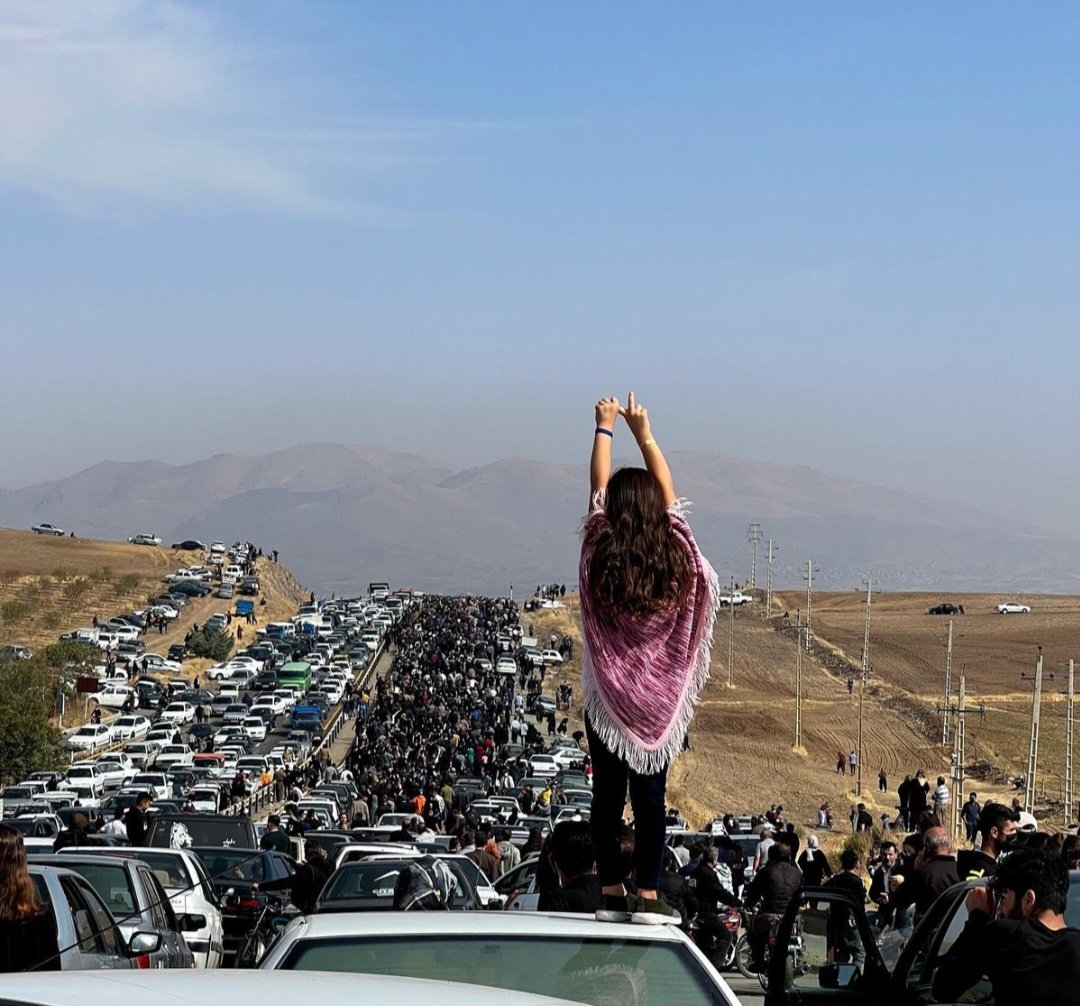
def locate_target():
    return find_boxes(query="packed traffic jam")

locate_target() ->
[4,568,1080,1006]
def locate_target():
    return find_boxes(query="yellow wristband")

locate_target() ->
[641,438,657,448]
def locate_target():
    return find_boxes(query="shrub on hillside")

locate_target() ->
[51,567,69,581]
[186,628,234,662]
[1,570,20,586]
[42,612,62,631]
[113,573,141,598]
[90,566,113,584]
[61,578,91,602]
[0,600,31,622]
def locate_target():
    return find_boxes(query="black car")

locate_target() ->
[254,670,279,691]
[178,688,215,707]
[118,640,147,658]
[167,644,187,662]
[170,580,212,598]
[171,540,206,551]
[191,846,297,963]
[765,875,1080,1006]
[927,602,963,615]
[313,858,478,913]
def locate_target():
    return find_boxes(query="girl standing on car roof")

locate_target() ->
[580,393,720,923]
[0,824,61,972]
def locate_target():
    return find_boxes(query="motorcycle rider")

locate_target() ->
[689,845,742,967]
[743,840,803,971]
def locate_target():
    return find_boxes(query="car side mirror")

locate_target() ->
[487,895,505,909]
[129,931,161,955]
[180,913,206,931]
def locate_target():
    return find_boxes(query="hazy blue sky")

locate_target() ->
[3,3,1078,535]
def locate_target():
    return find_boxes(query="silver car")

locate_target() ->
[34,856,195,968]
[28,865,142,970]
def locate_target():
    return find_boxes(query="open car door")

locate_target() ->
[764,886,892,1006]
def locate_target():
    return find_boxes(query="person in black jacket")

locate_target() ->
[744,841,803,970]
[255,844,333,914]
[934,848,1080,1006]
[688,846,739,966]
[124,793,152,847]
[659,849,696,925]
[537,821,601,914]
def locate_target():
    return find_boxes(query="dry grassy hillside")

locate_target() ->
[0,528,309,678]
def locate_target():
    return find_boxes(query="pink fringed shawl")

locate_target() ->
[579,493,721,775]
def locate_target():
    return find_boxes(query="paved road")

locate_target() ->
[724,974,764,1006]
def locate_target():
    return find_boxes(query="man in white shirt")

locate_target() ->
[102,807,126,837]
[753,823,776,872]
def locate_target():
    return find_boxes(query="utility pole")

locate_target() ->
[855,578,872,796]
[953,668,966,839]
[1067,660,1075,825]
[794,613,804,750]
[747,524,762,590]
[803,560,814,652]
[942,620,954,746]
[1023,648,1046,815]
[765,539,776,617]
[727,575,736,688]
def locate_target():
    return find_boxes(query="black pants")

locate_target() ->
[586,715,668,890]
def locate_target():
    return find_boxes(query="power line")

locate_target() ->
[765,539,777,618]
[1021,648,1052,815]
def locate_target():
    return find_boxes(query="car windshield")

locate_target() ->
[320,861,470,905]
[278,934,726,1006]
[132,852,193,889]
[197,849,267,882]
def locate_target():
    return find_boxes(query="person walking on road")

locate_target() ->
[580,393,720,923]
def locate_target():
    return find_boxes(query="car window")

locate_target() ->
[141,868,176,931]
[64,862,136,915]
[912,891,992,1001]
[279,934,727,1006]
[59,876,106,955]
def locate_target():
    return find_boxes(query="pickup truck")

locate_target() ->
[718,591,752,606]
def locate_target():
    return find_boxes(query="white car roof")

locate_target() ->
[271,909,689,942]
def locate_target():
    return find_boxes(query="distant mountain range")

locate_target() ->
[3,443,1079,595]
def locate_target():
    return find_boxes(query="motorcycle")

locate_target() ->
[692,905,742,971]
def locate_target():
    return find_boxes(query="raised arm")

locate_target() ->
[590,397,620,500]
[620,391,676,505]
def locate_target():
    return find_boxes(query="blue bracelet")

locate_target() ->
[594,427,614,438]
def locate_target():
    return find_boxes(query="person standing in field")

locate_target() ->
[580,392,720,922]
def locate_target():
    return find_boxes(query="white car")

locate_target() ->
[31,522,65,536]
[159,702,196,725]
[257,912,741,1006]
[122,741,160,768]
[155,744,194,769]
[61,764,106,796]
[188,786,222,813]
[145,727,176,746]
[997,601,1031,614]
[130,772,170,800]
[252,695,288,716]
[527,754,559,778]
[140,654,182,674]
[63,724,115,753]
[540,649,564,665]
[128,533,162,546]
[241,717,267,741]
[222,565,243,584]
[718,591,752,606]
[91,754,138,790]
[145,604,180,622]
[111,715,151,741]
[214,726,247,747]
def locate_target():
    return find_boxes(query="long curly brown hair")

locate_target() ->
[584,467,693,618]
[0,824,45,921]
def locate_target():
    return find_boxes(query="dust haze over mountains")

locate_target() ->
[2,443,1078,597]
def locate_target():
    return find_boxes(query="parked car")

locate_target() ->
[27,864,144,969]
[32,522,66,536]
[92,753,139,789]
[35,855,195,968]
[258,910,742,1006]
[93,683,135,709]
[63,724,115,753]
[171,540,207,551]
[128,533,162,546]
[927,602,963,615]
[170,580,212,598]
[997,601,1031,614]
[52,847,225,969]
